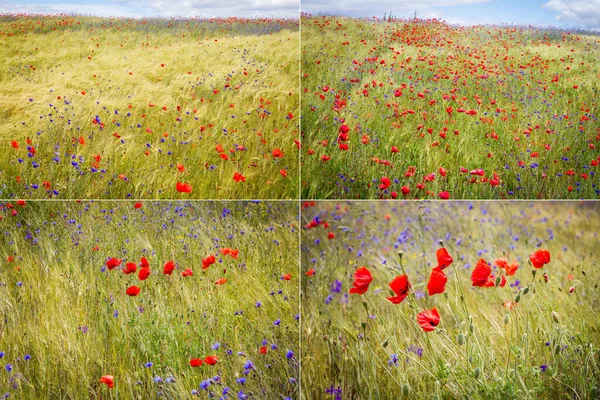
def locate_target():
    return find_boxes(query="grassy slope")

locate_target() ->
[0,201,299,398]
[301,201,600,399]
[0,16,299,199]
[301,16,600,199]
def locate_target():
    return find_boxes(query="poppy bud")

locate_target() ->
[532,269,537,277]
[554,344,561,355]
[382,338,389,348]
[397,251,403,260]
[515,292,521,303]
[361,322,367,331]
[402,383,410,397]
[457,333,465,345]
[569,286,575,294]
[504,314,510,325]
[523,286,530,295]
[495,275,502,287]
[474,367,480,379]
[552,311,560,323]
[362,300,368,310]
[469,323,474,333]
[438,240,444,247]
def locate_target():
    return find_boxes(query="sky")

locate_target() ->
[0,0,599,28]
[302,0,600,29]
[0,0,299,18]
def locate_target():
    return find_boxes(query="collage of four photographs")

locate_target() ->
[1,0,599,398]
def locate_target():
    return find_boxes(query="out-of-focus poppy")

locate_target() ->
[349,267,372,295]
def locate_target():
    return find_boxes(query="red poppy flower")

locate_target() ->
[259,345,267,354]
[123,262,137,274]
[272,148,284,158]
[436,248,453,270]
[471,259,492,287]
[349,267,372,295]
[204,355,218,365]
[282,274,291,281]
[189,358,202,367]
[126,286,140,296]
[215,278,227,285]
[416,308,440,332]
[327,232,335,239]
[427,267,448,296]
[202,254,216,269]
[99,375,114,388]
[233,172,246,182]
[106,258,122,270]
[138,267,150,281]
[387,275,411,304]
[181,268,193,277]
[134,202,143,209]
[305,268,316,276]
[379,177,391,190]
[140,257,149,268]
[163,260,175,275]
[530,250,550,268]
[495,258,519,276]
[176,182,192,193]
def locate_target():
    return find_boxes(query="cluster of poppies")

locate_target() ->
[349,248,551,332]
[105,248,238,296]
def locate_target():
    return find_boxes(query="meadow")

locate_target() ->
[301,15,600,199]
[0,200,299,398]
[301,201,600,399]
[0,15,299,199]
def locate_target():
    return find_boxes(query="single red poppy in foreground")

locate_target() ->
[471,259,506,287]
[163,260,175,275]
[387,274,411,304]
[427,267,448,295]
[189,358,202,367]
[530,249,550,268]
[436,248,453,270]
[349,267,372,295]
[126,286,140,296]
[138,267,150,281]
[99,375,114,388]
[417,308,440,332]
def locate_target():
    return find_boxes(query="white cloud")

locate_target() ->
[301,0,490,17]
[543,0,600,27]
[0,0,298,18]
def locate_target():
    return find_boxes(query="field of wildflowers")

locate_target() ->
[0,15,299,199]
[0,200,299,398]
[301,201,600,399]
[301,15,599,199]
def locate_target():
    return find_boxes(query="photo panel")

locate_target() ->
[300,12,599,199]
[0,200,299,398]
[301,200,600,399]
[1,13,299,199]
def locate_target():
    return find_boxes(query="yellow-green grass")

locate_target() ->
[301,201,600,399]
[301,16,600,199]
[0,200,299,398]
[0,15,299,199]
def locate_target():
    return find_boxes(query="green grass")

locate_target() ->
[300,16,600,199]
[0,15,299,199]
[301,201,600,399]
[0,200,299,398]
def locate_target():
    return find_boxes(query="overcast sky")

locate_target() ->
[0,0,299,18]
[304,0,600,29]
